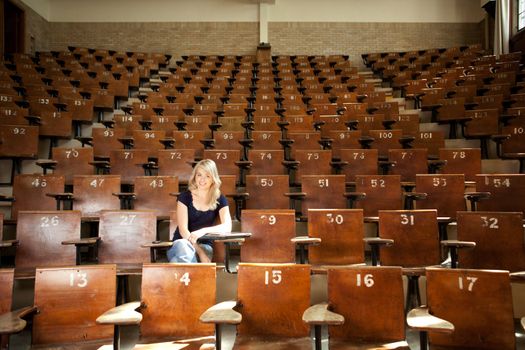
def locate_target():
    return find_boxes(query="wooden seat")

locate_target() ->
[325,130,363,160]
[203,149,242,184]
[472,174,525,212]
[338,148,379,183]
[293,149,334,183]
[38,147,95,185]
[408,174,466,219]
[437,148,481,182]
[410,131,445,159]
[0,268,15,349]
[367,129,404,159]
[407,267,515,350]
[444,211,525,271]
[98,210,156,274]
[246,149,288,176]
[131,129,166,158]
[90,126,126,159]
[201,263,312,350]
[245,174,290,209]
[240,209,297,263]
[304,266,409,350]
[305,209,365,268]
[386,148,429,183]
[350,175,403,218]
[172,130,205,159]
[156,149,195,185]
[109,149,149,185]
[0,125,39,185]
[14,210,83,277]
[3,174,65,220]
[129,176,179,218]
[97,263,216,349]
[293,175,348,219]
[0,264,117,348]
[71,174,121,219]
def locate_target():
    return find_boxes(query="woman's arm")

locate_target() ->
[191,206,233,239]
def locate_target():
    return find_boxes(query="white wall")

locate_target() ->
[21,0,485,23]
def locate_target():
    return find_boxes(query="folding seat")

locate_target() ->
[201,263,312,349]
[325,129,363,161]
[171,130,205,158]
[349,175,403,218]
[386,148,429,183]
[126,176,179,219]
[0,265,118,348]
[407,268,516,350]
[109,149,149,185]
[129,129,166,158]
[0,174,65,220]
[0,124,39,184]
[410,130,445,159]
[14,210,83,277]
[240,209,297,263]
[206,130,246,152]
[462,108,499,158]
[338,148,379,183]
[156,148,195,184]
[36,146,95,186]
[407,174,467,220]
[493,123,525,172]
[350,114,387,136]
[56,86,94,136]
[176,115,213,138]
[371,209,442,311]
[443,211,525,270]
[366,129,404,159]
[470,174,525,212]
[97,263,216,349]
[246,149,288,176]
[0,268,17,348]
[97,210,156,273]
[304,266,409,350]
[244,174,290,210]
[249,130,283,150]
[437,148,481,182]
[89,126,126,159]
[303,209,365,269]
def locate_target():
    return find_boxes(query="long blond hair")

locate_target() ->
[188,159,222,210]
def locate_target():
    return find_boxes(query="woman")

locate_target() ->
[167,159,232,263]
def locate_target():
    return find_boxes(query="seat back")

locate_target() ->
[0,268,14,313]
[12,174,65,220]
[328,266,405,343]
[157,149,195,185]
[294,150,333,180]
[247,149,287,175]
[240,209,296,263]
[415,174,466,218]
[300,175,347,215]
[307,209,364,265]
[203,149,241,183]
[387,148,428,182]
[132,176,179,218]
[51,147,94,185]
[237,263,310,338]
[73,175,121,218]
[32,265,116,346]
[338,148,378,182]
[378,209,440,267]
[245,175,290,209]
[109,149,149,185]
[354,175,403,217]
[140,263,216,339]
[438,148,481,182]
[425,267,515,349]
[476,174,525,212]
[0,125,39,159]
[98,210,156,266]
[92,127,126,159]
[457,211,525,271]
[15,210,81,271]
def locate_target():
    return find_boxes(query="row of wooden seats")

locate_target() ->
[1,263,523,349]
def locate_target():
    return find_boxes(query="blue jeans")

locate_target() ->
[167,239,213,263]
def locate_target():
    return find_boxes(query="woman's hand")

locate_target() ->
[187,233,199,245]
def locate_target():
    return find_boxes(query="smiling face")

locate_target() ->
[195,167,213,191]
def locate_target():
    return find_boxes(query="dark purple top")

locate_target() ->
[173,190,229,246]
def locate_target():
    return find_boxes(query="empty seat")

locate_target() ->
[350,175,403,218]
[473,174,525,212]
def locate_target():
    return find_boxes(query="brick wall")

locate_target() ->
[270,22,484,66]
[42,20,483,63]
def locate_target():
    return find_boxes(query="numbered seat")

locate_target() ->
[172,130,205,159]
[407,268,515,350]
[38,147,95,186]
[14,210,82,277]
[471,174,525,212]
[0,269,17,349]
[156,149,196,185]
[203,149,243,184]
[90,126,126,159]
[1,174,65,221]
[292,150,334,184]
[304,266,409,350]
[386,148,429,183]
[0,125,39,185]
[407,174,467,219]
[71,175,121,219]
[437,148,481,182]
[246,149,288,176]
[109,149,149,185]
[97,263,216,349]
[131,129,166,158]
[201,263,312,349]
[410,131,445,159]
[338,149,379,183]
[240,209,297,263]
[245,174,290,210]
[349,175,403,218]
[367,129,404,159]
[292,175,349,220]
[129,176,179,219]
[0,265,119,348]
[444,211,525,271]
[305,209,365,270]
[97,210,157,273]
[325,130,363,161]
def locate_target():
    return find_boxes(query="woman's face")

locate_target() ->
[195,167,213,190]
